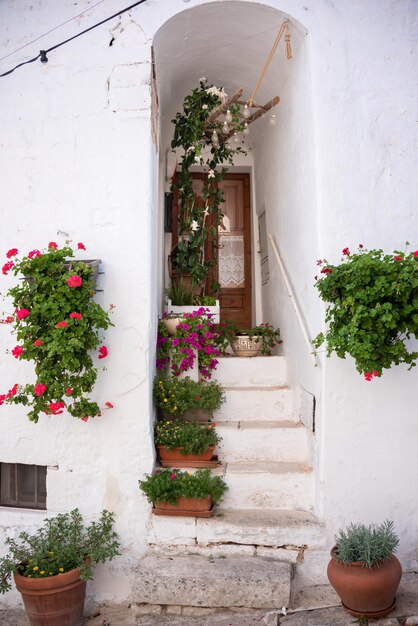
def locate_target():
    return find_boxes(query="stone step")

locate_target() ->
[147,508,326,550]
[216,421,312,463]
[221,461,314,510]
[216,387,295,422]
[213,355,287,388]
[132,554,291,609]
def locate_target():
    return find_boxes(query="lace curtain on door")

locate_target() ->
[218,234,245,288]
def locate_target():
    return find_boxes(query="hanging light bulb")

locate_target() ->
[211,130,218,143]
[243,122,249,136]
[225,139,233,150]
[225,109,233,124]
[269,113,277,126]
[242,104,251,119]
[222,121,230,134]
[232,132,240,144]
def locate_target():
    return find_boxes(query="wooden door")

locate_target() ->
[172,172,252,327]
[214,174,252,327]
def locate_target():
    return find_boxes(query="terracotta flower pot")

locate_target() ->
[327,547,402,618]
[155,496,212,512]
[231,335,262,357]
[14,567,86,626]
[157,445,215,462]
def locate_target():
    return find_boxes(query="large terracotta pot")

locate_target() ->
[231,335,262,357]
[155,496,212,512]
[14,567,86,626]
[157,445,215,462]
[327,547,402,617]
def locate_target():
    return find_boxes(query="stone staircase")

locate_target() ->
[134,356,328,612]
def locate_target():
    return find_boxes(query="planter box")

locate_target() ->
[156,444,220,467]
[166,300,220,324]
[153,496,213,517]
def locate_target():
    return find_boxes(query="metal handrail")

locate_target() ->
[268,234,318,367]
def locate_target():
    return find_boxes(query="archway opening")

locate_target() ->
[153,1,317,383]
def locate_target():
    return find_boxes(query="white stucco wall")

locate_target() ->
[0,0,158,606]
[0,0,417,608]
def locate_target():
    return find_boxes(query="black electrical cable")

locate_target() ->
[0,0,148,78]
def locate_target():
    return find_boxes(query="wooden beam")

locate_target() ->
[226,96,280,137]
[203,88,243,128]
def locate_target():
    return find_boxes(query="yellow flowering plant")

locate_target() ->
[155,419,220,455]
[0,509,119,592]
[153,375,225,418]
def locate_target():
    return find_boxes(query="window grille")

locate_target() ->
[0,463,46,510]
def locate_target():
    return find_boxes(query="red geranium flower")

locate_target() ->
[321,267,333,274]
[81,416,89,422]
[414,250,418,258]
[393,255,403,261]
[34,384,47,396]
[6,248,18,258]
[2,261,14,275]
[48,242,58,249]
[364,372,373,381]
[69,312,82,320]
[77,242,86,250]
[342,247,350,256]
[67,275,82,288]
[55,321,68,328]
[16,308,30,320]
[48,401,65,415]
[66,388,73,395]
[33,339,43,346]
[105,401,114,408]
[12,345,23,359]
[28,249,41,259]
[98,346,108,359]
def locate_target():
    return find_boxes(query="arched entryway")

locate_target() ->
[153,0,317,381]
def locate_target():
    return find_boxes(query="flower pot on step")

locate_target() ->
[157,445,215,463]
[231,335,262,357]
[327,547,402,618]
[14,567,86,626]
[162,317,183,335]
[153,496,213,517]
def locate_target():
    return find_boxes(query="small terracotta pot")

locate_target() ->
[327,547,402,617]
[157,445,215,462]
[231,335,262,357]
[14,567,86,626]
[155,496,212,512]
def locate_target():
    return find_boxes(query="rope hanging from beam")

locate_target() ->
[248,20,292,107]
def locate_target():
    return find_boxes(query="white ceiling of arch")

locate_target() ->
[153,1,303,136]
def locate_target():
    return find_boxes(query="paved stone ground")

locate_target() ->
[1,572,417,626]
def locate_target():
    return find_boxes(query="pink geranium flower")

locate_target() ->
[77,242,86,250]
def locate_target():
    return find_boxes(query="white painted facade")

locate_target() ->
[0,0,417,609]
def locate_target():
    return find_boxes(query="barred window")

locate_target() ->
[0,463,46,510]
